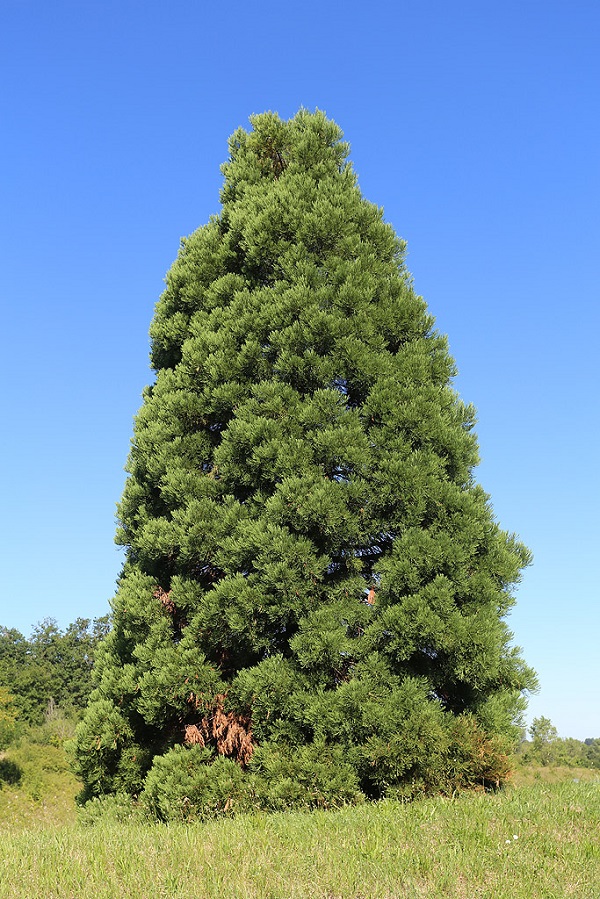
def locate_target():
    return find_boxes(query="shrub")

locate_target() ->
[141,746,254,822]
[0,756,22,787]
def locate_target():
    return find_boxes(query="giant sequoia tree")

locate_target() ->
[75,110,536,817]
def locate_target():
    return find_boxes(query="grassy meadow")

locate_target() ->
[0,742,599,898]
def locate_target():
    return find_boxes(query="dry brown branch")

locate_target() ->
[184,724,205,746]
[184,693,254,766]
[153,586,176,615]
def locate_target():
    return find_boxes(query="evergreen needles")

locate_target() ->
[74,110,537,817]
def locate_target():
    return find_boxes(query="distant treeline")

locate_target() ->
[518,737,600,768]
[517,716,599,769]
[0,616,109,730]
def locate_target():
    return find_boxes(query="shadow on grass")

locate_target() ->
[0,757,23,786]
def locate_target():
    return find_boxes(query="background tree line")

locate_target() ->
[0,616,109,748]
[516,716,600,768]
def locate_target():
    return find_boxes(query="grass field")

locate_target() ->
[1,745,599,898]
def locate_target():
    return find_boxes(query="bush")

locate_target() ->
[444,715,511,791]
[141,746,254,822]
[0,686,18,750]
[78,792,148,827]
[250,742,363,811]
[0,756,22,786]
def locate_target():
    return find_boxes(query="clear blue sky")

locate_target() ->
[1,0,598,740]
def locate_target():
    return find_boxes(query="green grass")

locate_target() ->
[1,767,599,898]
[512,762,600,787]
[0,742,79,830]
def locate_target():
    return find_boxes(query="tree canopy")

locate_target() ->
[0,617,109,725]
[74,110,537,818]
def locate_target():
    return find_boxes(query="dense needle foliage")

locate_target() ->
[74,110,536,817]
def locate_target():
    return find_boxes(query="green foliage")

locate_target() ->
[75,109,537,817]
[0,616,109,727]
[77,791,147,827]
[139,739,363,823]
[1,740,72,803]
[0,686,18,750]
[250,741,363,811]
[517,717,600,768]
[141,746,251,822]
[70,698,152,803]
[529,715,558,746]
[36,699,77,747]
[0,757,22,787]
[0,740,81,829]
[584,737,600,767]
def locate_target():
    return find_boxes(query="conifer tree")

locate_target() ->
[74,110,536,816]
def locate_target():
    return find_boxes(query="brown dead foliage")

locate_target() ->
[184,724,204,745]
[184,694,254,766]
[154,586,176,615]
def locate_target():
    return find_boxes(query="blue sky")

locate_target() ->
[1,0,598,740]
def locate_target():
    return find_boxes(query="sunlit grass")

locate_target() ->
[512,762,599,787]
[1,775,599,898]
[0,742,79,830]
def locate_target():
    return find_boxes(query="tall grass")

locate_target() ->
[1,779,598,898]
[0,741,79,829]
